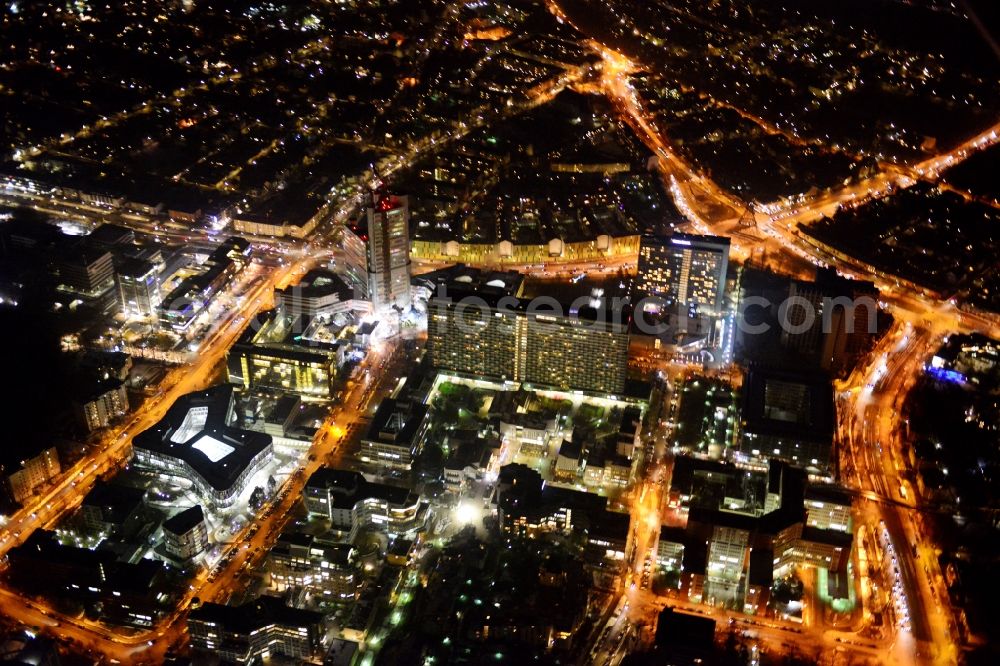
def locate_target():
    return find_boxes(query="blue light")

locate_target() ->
[926,366,965,384]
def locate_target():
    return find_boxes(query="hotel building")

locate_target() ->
[637,233,730,313]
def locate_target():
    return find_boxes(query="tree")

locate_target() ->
[719,626,750,666]
[771,575,804,605]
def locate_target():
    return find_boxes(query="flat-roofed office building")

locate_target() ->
[132,385,273,511]
[228,309,346,399]
[638,233,730,313]
[189,597,326,662]
[116,258,161,317]
[738,367,835,473]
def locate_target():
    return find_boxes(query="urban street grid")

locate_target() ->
[0,1,998,665]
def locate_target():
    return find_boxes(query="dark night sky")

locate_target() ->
[0,307,73,453]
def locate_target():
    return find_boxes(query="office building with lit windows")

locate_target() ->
[804,485,853,532]
[188,596,327,663]
[228,308,347,399]
[737,367,835,473]
[8,530,167,628]
[361,398,428,471]
[655,456,855,612]
[132,384,274,511]
[274,268,368,319]
[78,481,145,539]
[496,464,631,563]
[705,524,750,604]
[427,286,630,394]
[341,223,370,295]
[53,238,116,299]
[304,468,427,541]
[267,531,357,600]
[116,257,161,317]
[637,233,730,313]
[163,505,209,564]
[365,192,411,311]
[158,237,251,333]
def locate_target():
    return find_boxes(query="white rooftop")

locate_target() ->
[170,405,209,443]
[191,434,235,462]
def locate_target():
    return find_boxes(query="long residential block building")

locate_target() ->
[428,287,630,394]
[8,531,167,628]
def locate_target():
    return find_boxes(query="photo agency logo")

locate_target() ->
[430,284,636,335]
[430,283,878,338]
[737,294,879,337]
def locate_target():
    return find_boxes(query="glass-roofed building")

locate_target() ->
[132,384,273,511]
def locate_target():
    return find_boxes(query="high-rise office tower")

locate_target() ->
[365,192,411,311]
[54,239,116,299]
[637,233,730,313]
[780,280,825,355]
[779,267,879,374]
[116,258,161,317]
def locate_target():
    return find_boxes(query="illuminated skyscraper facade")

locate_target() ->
[366,193,411,311]
[116,258,161,317]
[637,233,730,313]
